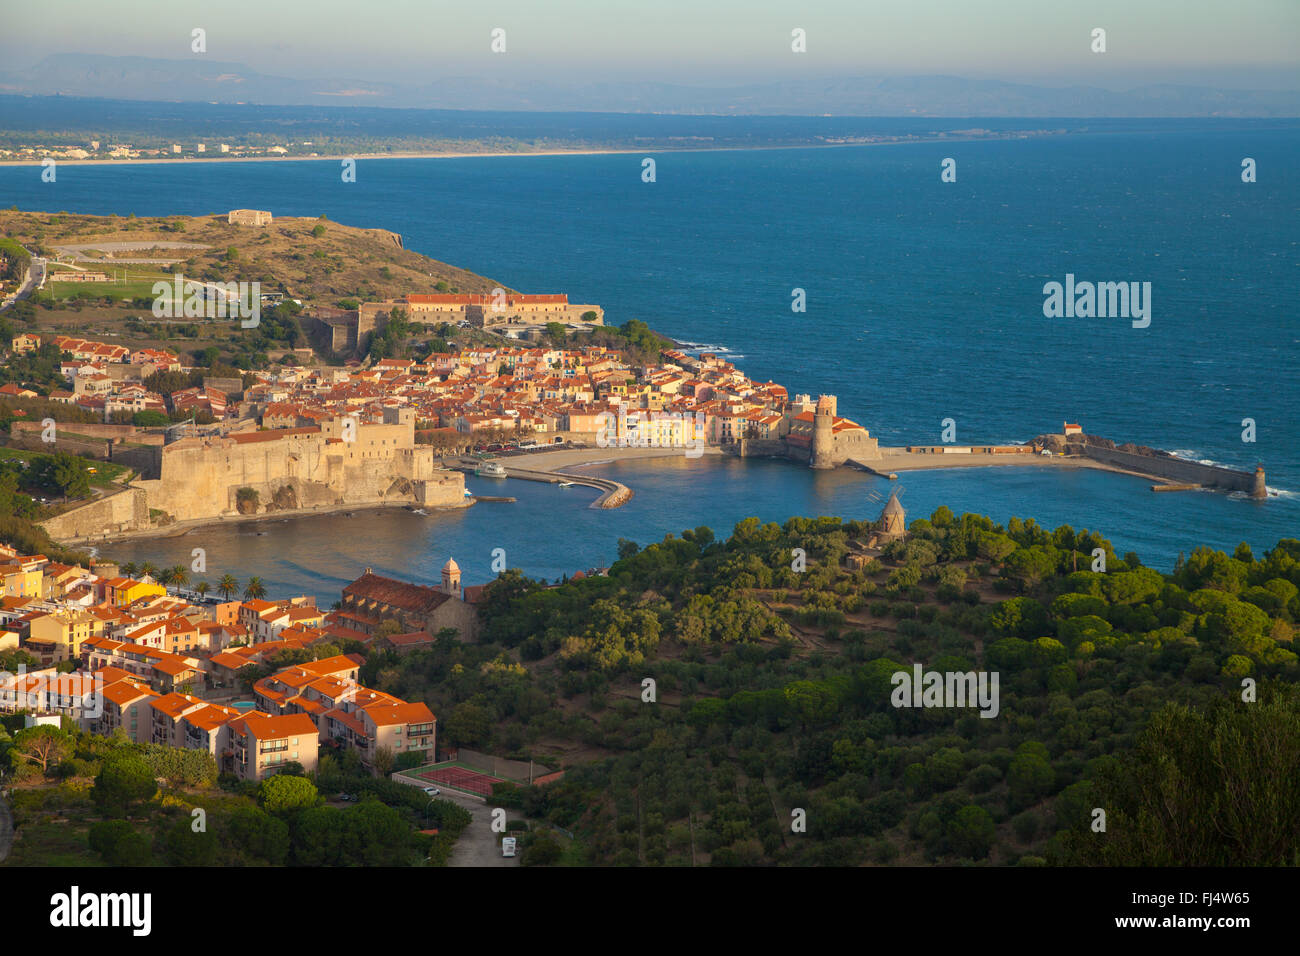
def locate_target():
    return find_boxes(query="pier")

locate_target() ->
[848,446,1266,499]
[449,458,632,509]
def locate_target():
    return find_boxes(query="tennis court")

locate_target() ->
[417,760,506,796]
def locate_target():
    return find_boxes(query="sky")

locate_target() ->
[3,0,1298,92]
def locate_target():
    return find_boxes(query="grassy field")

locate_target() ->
[46,272,171,302]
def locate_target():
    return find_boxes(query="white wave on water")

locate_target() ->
[1168,448,1228,468]
[676,340,734,354]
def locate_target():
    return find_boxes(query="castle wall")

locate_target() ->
[40,488,149,541]
[129,421,461,523]
[828,430,879,465]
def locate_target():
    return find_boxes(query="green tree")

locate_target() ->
[522,832,564,865]
[1007,742,1055,809]
[164,815,218,865]
[88,819,152,865]
[371,746,395,777]
[244,576,268,600]
[9,725,72,774]
[259,773,320,814]
[1067,687,1300,866]
[93,753,159,817]
[947,805,996,859]
[444,702,493,747]
[225,806,290,864]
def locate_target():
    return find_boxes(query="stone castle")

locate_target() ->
[42,409,466,541]
[134,408,463,521]
[785,395,879,468]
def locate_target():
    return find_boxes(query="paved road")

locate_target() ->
[0,248,43,312]
[436,788,519,868]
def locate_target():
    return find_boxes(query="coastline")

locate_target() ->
[57,445,1210,549]
[61,495,472,547]
[0,133,1050,168]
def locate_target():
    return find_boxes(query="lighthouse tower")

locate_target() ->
[1253,464,1267,500]
[810,395,837,469]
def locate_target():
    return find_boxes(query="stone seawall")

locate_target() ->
[1080,446,1260,494]
[41,488,150,541]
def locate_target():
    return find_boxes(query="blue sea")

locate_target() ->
[2,122,1297,598]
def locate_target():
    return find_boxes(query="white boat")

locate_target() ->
[558,480,576,488]
[475,461,508,478]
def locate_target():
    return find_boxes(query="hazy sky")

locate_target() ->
[4,0,1298,90]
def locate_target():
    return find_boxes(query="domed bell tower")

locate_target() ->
[441,557,461,599]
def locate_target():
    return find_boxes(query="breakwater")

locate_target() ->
[1080,446,1264,497]
[449,459,632,509]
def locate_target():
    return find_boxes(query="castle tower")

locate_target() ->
[441,557,461,599]
[810,394,836,469]
[880,491,906,539]
[1253,464,1267,500]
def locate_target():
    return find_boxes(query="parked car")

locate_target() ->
[423,786,441,796]
[501,836,517,858]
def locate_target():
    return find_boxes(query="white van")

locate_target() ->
[501,837,517,858]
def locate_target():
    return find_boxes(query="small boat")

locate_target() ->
[558,480,576,488]
[475,462,508,478]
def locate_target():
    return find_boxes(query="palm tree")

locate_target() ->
[139,561,158,582]
[244,577,267,601]
[121,561,138,578]
[169,565,189,589]
[218,574,238,601]
[195,581,210,600]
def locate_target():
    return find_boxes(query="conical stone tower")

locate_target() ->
[880,491,906,540]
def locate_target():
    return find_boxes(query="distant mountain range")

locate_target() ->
[1,54,1296,117]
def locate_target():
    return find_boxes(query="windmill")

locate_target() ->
[879,485,907,540]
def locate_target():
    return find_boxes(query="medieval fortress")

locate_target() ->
[42,410,467,542]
